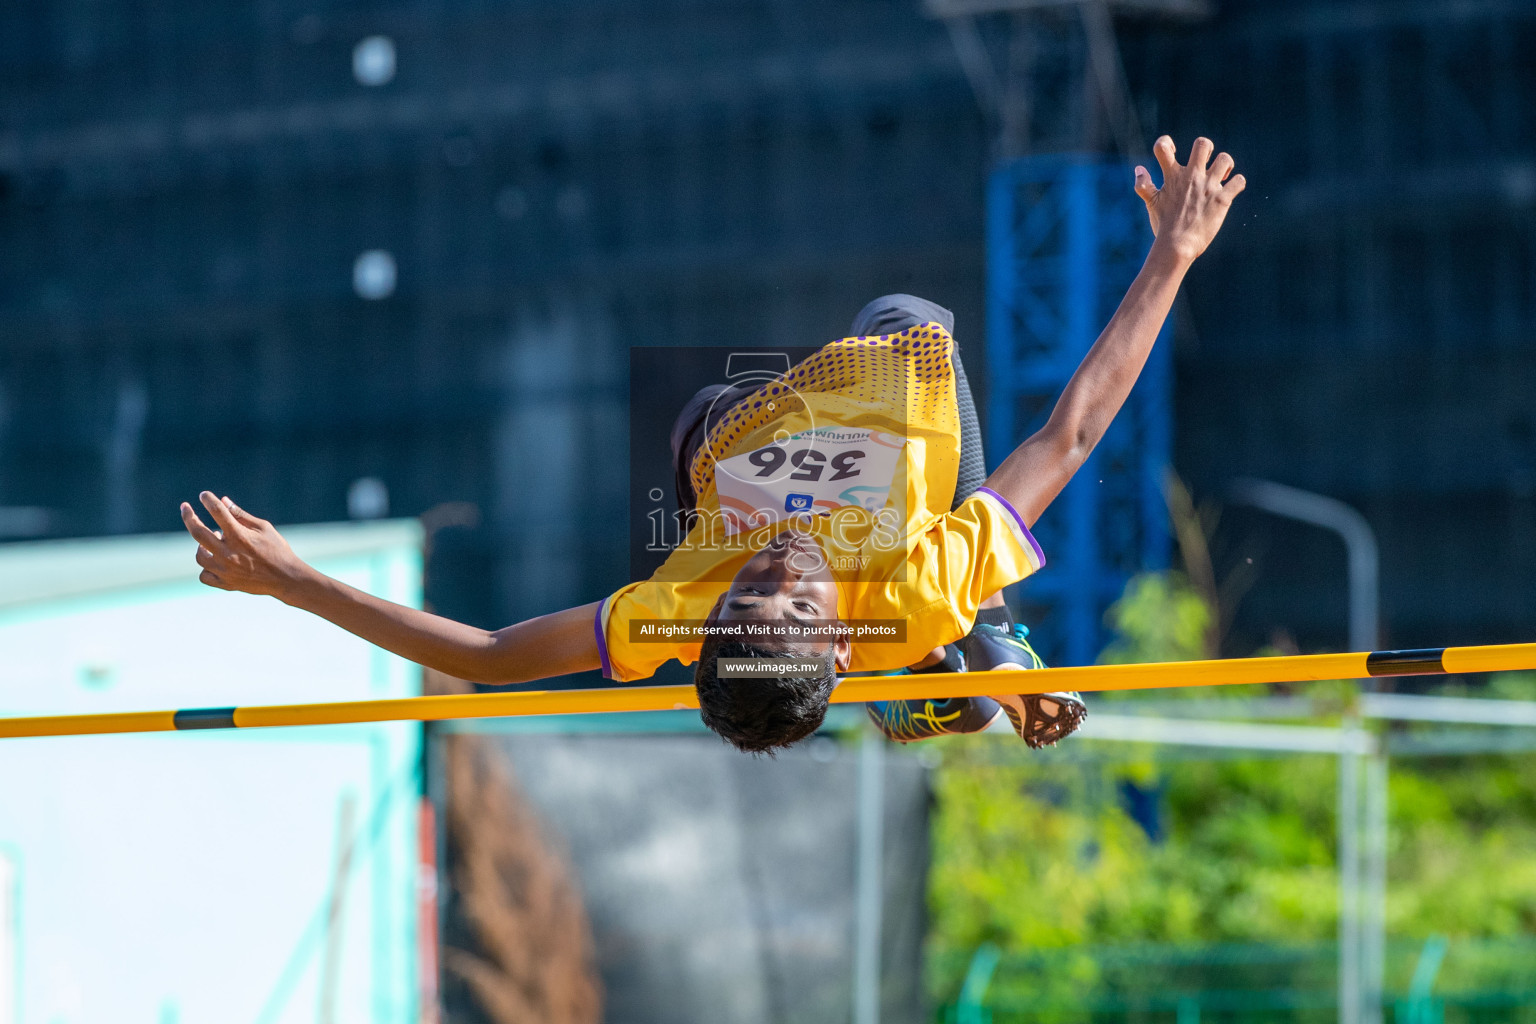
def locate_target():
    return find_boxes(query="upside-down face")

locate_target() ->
[706,528,851,670]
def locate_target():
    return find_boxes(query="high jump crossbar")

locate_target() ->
[1,643,1533,741]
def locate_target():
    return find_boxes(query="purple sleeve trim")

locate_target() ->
[975,487,1047,569]
[593,599,615,680]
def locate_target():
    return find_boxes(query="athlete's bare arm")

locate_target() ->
[180,492,601,684]
[983,136,1245,527]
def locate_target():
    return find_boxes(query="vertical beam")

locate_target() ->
[1001,13,1037,160]
[419,722,445,1024]
[986,156,1172,665]
[1079,0,1144,158]
[104,379,148,535]
[1062,162,1101,667]
[984,162,1022,468]
[1338,726,1363,1024]
[318,793,359,1024]
[943,16,1001,129]
[853,727,886,1024]
[1362,752,1389,1024]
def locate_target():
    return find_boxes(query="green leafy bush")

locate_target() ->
[926,573,1536,1017]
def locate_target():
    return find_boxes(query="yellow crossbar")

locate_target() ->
[1,643,1533,740]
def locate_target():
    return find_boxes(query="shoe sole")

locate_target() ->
[987,672,1087,749]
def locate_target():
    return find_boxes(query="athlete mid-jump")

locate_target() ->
[182,136,1245,754]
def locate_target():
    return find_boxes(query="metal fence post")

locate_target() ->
[854,727,886,1024]
[1339,726,1363,1024]
[1363,751,1389,1024]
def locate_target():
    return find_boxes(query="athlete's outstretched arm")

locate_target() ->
[180,492,601,684]
[983,136,1245,527]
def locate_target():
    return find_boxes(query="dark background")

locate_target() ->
[627,344,821,585]
[2,0,1532,661]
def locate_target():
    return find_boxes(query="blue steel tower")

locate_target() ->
[986,156,1172,666]
[923,1,1191,665]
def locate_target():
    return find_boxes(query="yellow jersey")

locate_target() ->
[595,323,1045,681]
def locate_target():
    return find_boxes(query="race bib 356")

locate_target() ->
[713,428,906,535]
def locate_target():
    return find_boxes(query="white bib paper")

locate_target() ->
[713,427,906,535]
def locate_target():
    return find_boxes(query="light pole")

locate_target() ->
[1228,478,1384,1024]
[1228,478,1379,654]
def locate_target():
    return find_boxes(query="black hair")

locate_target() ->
[694,638,838,755]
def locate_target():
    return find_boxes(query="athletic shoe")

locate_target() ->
[865,693,1004,743]
[864,645,1003,742]
[958,622,1086,749]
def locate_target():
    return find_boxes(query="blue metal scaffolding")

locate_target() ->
[986,155,1172,667]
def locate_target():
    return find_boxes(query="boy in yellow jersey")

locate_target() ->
[180,137,1244,753]
[648,294,1076,751]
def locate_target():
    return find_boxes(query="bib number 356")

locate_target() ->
[715,428,905,533]
[746,446,865,482]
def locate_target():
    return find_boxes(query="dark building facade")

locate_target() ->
[1,0,1531,658]
[1124,2,1536,651]
[0,0,988,662]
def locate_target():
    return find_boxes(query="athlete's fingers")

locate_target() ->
[180,502,226,553]
[1221,173,1248,201]
[194,545,217,569]
[1210,151,1234,183]
[200,490,243,539]
[1152,135,1177,177]
[1133,165,1158,202]
[199,569,229,590]
[223,496,268,530]
[1189,136,1214,170]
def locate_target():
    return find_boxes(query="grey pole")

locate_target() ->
[1228,479,1379,653]
[1229,480,1383,1023]
[1362,752,1389,1024]
[1338,733,1363,1024]
[854,727,886,1024]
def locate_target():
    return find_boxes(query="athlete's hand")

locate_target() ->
[1133,135,1245,263]
[180,492,311,600]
